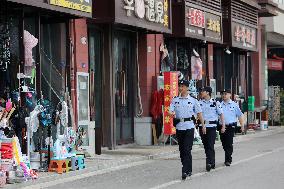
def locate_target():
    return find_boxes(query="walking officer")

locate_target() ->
[199,86,226,171]
[169,80,205,180]
[220,89,245,166]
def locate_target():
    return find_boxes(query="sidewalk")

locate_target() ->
[5,126,284,188]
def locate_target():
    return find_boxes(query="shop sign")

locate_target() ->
[163,72,177,135]
[123,0,169,27]
[116,0,171,33]
[49,0,92,13]
[232,22,257,51]
[187,8,205,28]
[185,6,222,43]
[267,59,283,71]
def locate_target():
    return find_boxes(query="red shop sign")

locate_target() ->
[267,59,283,71]
[186,8,205,28]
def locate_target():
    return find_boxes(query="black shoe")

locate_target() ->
[182,173,187,180]
[224,162,231,166]
[211,164,215,169]
[206,164,212,172]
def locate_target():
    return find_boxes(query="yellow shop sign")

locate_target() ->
[50,0,92,13]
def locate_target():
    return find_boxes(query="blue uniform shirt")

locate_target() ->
[221,99,243,125]
[170,94,202,130]
[199,98,223,127]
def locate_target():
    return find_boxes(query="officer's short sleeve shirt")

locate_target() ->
[221,99,243,125]
[199,99,223,127]
[170,94,201,130]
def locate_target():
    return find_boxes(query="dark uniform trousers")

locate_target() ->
[220,126,235,163]
[199,127,216,165]
[176,128,194,174]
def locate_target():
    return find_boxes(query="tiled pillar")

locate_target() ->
[70,18,89,128]
[138,34,163,117]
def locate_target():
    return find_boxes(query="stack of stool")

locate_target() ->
[71,156,78,171]
[65,158,72,172]
[48,159,67,174]
[77,155,86,170]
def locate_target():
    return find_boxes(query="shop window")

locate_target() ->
[0,11,20,97]
[40,23,66,105]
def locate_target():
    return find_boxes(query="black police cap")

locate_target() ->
[200,86,212,93]
[178,80,190,87]
[220,89,231,94]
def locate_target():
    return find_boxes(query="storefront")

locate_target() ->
[166,0,223,91]
[90,0,172,151]
[0,0,91,184]
[213,0,259,99]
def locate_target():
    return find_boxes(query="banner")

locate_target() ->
[163,72,178,135]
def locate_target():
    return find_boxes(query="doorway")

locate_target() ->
[113,30,136,144]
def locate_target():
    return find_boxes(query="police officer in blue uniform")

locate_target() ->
[199,86,226,171]
[220,89,245,166]
[169,80,205,180]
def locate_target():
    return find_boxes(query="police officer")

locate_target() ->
[220,89,245,166]
[169,80,205,180]
[199,86,226,171]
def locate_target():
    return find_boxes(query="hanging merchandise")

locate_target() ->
[53,101,76,159]
[12,137,22,166]
[160,43,173,73]
[23,30,38,77]
[191,49,203,80]
[1,142,13,159]
[39,99,53,127]
[189,79,198,98]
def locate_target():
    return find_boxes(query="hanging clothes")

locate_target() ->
[24,30,38,76]
[150,89,164,122]
[191,55,203,80]
[160,44,173,73]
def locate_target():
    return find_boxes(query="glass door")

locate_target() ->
[113,30,135,144]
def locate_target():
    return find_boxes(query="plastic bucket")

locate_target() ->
[260,121,268,130]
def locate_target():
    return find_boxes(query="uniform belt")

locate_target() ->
[225,122,237,127]
[175,117,192,122]
[204,120,218,124]
[173,117,193,127]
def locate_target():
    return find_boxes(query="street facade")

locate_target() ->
[0,0,284,188]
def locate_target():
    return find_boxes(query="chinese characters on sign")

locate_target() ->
[123,0,169,27]
[185,7,222,42]
[50,0,92,13]
[186,8,205,28]
[207,18,221,34]
[234,24,256,48]
[163,72,178,135]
